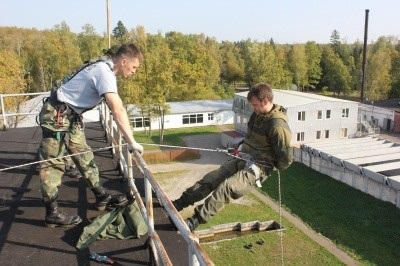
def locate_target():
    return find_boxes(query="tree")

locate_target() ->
[366,37,395,100]
[78,24,107,61]
[321,46,351,97]
[286,44,308,90]
[0,49,28,127]
[112,21,128,39]
[304,41,322,90]
[219,41,245,84]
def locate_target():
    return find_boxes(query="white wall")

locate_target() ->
[132,110,234,131]
[232,94,359,145]
[359,103,394,131]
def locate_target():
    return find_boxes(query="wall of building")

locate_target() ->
[132,110,234,131]
[294,147,400,208]
[288,101,359,144]
[232,94,359,145]
[359,103,395,131]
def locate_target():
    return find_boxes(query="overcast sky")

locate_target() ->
[2,0,399,44]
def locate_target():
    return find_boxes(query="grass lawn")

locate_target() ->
[263,162,400,265]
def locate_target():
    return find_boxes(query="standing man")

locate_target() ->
[172,83,293,232]
[38,43,144,227]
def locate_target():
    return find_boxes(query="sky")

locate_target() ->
[1,0,399,44]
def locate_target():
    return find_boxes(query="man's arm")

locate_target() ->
[270,127,293,170]
[104,92,141,151]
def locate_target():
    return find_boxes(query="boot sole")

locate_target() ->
[45,218,82,228]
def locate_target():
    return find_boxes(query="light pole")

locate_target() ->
[106,0,111,48]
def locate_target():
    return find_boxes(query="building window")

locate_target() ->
[326,110,331,119]
[342,108,349,117]
[297,132,305,141]
[132,117,150,128]
[340,128,348,138]
[208,113,214,121]
[297,111,305,121]
[316,130,321,140]
[317,110,322,119]
[183,114,204,124]
[325,130,330,139]
[236,115,241,124]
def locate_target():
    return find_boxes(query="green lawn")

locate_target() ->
[263,162,400,265]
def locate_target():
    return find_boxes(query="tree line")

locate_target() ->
[1,21,400,121]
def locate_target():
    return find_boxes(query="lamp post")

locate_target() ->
[106,0,111,48]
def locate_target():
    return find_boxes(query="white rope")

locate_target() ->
[0,143,128,172]
[277,170,284,265]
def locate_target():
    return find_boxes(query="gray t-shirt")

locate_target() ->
[57,59,116,114]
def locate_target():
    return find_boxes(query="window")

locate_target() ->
[297,111,305,121]
[208,113,214,121]
[236,115,241,124]
[342,108,349,117]
[297,132,305,141]
[132,117,150,128]
[183,114,203,124]
[316,130,321,140]
[317,110,322,119]
[340,128,348,138]
[325,130,330,139]
[326,110,331,119]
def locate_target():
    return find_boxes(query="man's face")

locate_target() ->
[119,57,140,78]
[249,96,269,114]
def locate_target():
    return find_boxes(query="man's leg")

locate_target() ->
[68,122,125,210]
[186,167,257,232]
[39,130,82,227]
[173,158,245,211]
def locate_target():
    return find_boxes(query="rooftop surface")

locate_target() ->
[0,122,188,266]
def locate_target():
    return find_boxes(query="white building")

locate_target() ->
[232,90,359,145]
[127,99,234,131]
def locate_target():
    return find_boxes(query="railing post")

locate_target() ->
[1,94,8,130]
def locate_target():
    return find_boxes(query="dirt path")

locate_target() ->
[148,133,359,265]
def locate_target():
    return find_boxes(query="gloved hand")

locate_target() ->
[128,141,144,155]
[227,144,242,156]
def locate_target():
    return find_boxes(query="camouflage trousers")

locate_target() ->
[179,158,268,222]
[38,100,100,201]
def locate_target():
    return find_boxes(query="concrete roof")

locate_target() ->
[302,137,400,189]
[127,99,233,116]
[236,89,355,108]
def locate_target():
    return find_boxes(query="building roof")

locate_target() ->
[127,99,233,116]
[236,89,355,108]
[372,98,400,113]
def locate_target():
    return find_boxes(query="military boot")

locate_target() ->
[91,186,127,211]
[184,215,202,232]
[44,197,82,228]
[63,164,82,179]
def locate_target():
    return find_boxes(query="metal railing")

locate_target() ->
[99,101,214,266]
[1,92,214,265]
[1,92,49,129]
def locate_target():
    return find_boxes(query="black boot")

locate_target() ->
[91,186,127,211]
[184,216,201,232]
[63,164,82,179]
[44,197,82,228]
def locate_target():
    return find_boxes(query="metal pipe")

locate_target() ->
[361,9,369,103]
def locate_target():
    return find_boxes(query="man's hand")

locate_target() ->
[128,141,144,155]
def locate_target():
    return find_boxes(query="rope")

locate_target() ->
[0,143,128,172]
[277,170,284,265]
